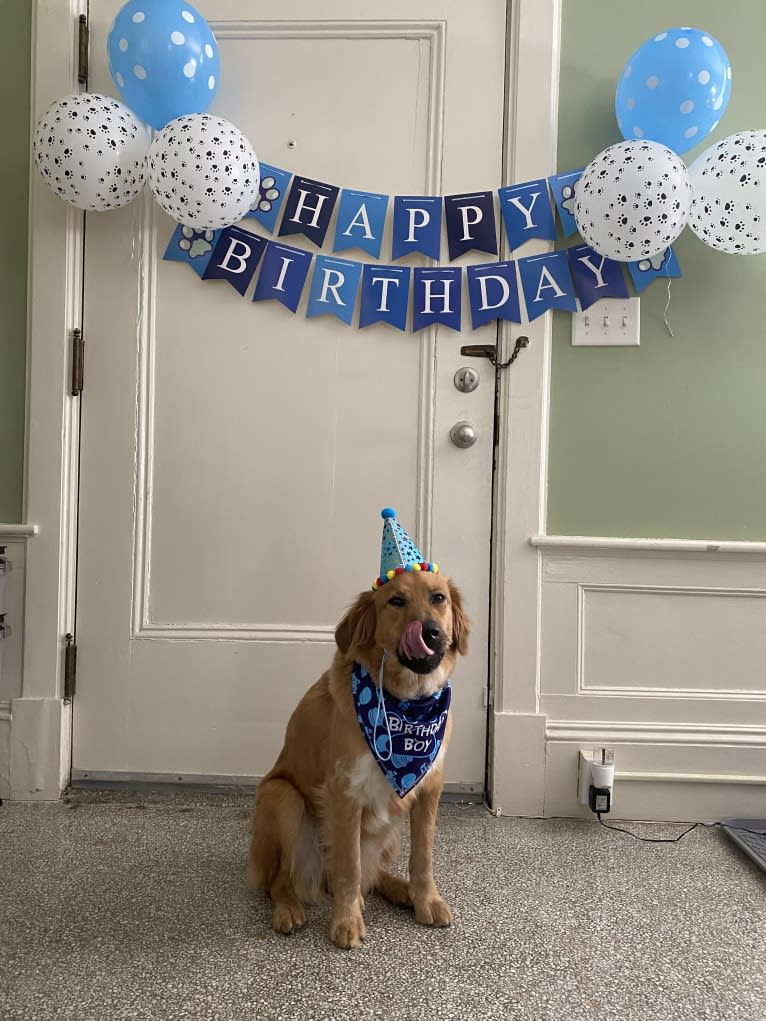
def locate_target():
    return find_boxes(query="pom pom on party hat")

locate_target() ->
[371,508,439,590]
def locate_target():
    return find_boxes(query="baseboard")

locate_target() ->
[544,732,766,822]
[69,769,483,800]
[9,698,70,800]
[0,706,10,801]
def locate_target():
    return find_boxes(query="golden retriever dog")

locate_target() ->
[248,568,469,949]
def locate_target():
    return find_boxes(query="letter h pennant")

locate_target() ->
[278,176,339,248]
[412,267,462,333]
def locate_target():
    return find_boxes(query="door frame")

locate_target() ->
[17,0,560,804]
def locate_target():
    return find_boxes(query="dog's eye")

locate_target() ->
[431,593,447,604]
[389,596,406,608]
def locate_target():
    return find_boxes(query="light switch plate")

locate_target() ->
[571,297,640,346]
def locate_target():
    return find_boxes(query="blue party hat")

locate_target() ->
[372,508,439,590]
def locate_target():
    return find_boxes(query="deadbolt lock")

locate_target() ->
[454,367,480,393]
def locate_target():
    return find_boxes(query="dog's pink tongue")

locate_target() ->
[401,620,434,660]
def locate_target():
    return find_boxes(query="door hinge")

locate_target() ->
[71,328,84,396]
[77,14,89,86]
[64,633,77,700]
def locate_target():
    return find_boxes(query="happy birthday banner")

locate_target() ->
[162,163,682,332]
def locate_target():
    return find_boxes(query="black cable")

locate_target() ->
[597,816,766,843]
[597,814,700,842]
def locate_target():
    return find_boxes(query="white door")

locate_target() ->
[73,0,507,791]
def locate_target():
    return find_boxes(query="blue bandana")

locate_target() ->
[352,658,451,798]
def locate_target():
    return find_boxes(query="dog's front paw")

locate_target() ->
[272,899,306,935]
[330,908,366,949]
[413,895,453,927]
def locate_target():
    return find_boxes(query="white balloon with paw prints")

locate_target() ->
[688,130,766,255]
[574,139,691,262]
[147,113,260,230]
[33,93,150,211]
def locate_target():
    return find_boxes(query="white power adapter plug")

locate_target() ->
[579,747,615,814]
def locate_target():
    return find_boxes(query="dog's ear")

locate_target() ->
[335,590,377,655]
[448,580,471,656]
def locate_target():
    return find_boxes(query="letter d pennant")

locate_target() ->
[466,261,521,329]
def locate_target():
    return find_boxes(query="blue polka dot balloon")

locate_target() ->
[107,0,220,130]
[615,28,731,156]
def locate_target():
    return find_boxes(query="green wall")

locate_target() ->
[0,0,31,523]
[549,0,766,539]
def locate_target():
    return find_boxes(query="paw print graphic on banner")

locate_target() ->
[252,175,281,215]
[178,226,216,260]
[627,246,682,294]
[162,222,221,277]
[636,252,666,273]
[245,163,293,233]
[560,184,576,217]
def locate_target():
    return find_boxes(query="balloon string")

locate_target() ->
[130,200,138,265]
[131,196,145,363]
[663,279,674,338]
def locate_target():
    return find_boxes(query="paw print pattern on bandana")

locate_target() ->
[351,662,451,799]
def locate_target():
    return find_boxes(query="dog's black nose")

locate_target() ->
[423,620,444,648]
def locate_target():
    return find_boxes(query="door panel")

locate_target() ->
[75,0,506,788]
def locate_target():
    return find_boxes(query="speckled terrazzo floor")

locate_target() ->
[1,793,764,1021]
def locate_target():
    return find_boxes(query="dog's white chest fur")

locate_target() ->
[345,740,447,829]
[347,753,395,830]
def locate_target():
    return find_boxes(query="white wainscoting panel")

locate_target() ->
[536,541,766,820]
[579,584,766,698]
[0,538,27,800]
[0,541,25,705]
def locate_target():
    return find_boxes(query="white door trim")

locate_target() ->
[488,0,562,815]
[16,0,85,798]
[22,0,561,800]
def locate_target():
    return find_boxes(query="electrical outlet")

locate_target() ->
[571,297,640,346]
[578,747,616,807]
[578,750,593,806]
